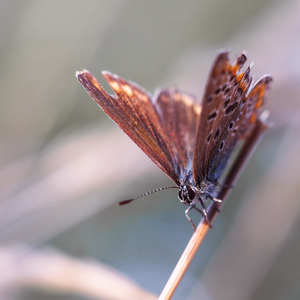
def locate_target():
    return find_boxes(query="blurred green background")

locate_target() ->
[1,1,300,299]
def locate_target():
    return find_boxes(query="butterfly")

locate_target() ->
[76,51,272,230]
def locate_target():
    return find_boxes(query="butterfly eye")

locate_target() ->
[188,188,196,200]
[178,190,184,201]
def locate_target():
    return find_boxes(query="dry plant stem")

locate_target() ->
[158,120,268,300]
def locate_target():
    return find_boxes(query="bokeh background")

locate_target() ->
[1,1,300,299]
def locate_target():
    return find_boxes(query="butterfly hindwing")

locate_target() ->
[207,74,272,180]
[155,88,200,182]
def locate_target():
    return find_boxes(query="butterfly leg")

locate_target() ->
[211,197,222,203]
[198,198,213,227]
[185,201,213,230]
[185,205,197,231]
[208,195,222,212]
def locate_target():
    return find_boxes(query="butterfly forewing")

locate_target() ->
[193,52,250,184]
[205,67,253,178]
[102,71,178,178]
[77,70,201,186]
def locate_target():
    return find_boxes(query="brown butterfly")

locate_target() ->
[76,51,272,230]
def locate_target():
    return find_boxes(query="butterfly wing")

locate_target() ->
[193,51,264,184]
[155,88,200,182]
[76,70,200,186]
[207,74,272,181]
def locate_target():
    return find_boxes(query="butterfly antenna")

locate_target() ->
[118,186,178,206]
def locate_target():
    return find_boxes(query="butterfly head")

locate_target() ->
[178,179,218,205]
[178,185,197,206]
